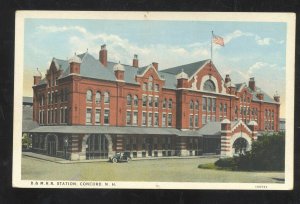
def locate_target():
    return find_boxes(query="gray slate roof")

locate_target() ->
[29,124,224,137]
[160,60,210,78]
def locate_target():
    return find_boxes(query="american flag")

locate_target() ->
[212,34,224,46]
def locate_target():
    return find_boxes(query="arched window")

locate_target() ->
[163,98,167,108]
[203,79,216,92]
[133,95,138,106]
[104,92,110,104]
[127,94,132,106]
[148,76,153,91]
[190,100,194,109]
[86,90,92,102]
[195,100,199,110]
[95,91,101,104]
[168,99,172,109]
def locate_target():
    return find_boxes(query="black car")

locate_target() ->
[109,152,131,163]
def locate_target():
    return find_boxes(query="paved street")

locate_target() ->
[22,155,284,183]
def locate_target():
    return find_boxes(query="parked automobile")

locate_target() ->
[109,152,131,163]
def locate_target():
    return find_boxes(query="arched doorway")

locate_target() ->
[233,137,249,155]
[46,134,57,156]
[86,134,109,160]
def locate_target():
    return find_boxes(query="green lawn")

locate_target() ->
[22,156,284,183]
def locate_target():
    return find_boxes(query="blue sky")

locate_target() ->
[23,19,287,116]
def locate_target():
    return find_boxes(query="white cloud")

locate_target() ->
[37,25,87,34]
[221,29,284,46]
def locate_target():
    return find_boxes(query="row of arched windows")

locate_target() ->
[127,94,139,106]
[86,90,110,104]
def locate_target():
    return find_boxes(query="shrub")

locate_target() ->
[215,132,285,171]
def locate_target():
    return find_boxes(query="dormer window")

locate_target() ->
[143,83,147,91]
[154,84,159,92]
[148,76,153,91]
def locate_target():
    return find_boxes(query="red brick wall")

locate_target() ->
[32,61,280,132]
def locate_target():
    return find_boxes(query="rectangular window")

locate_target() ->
[104,109,110,125]
[142,112,147,126]
[86,108,92,124]
[148,96,153,107]
[154,112,159,126]
[224,104,227,113]
[65,107,68,124]
[126,111,131,125]
[60,108,63,123]
[154,97,159,108]
[202,115,206,125]
[53,109,56,123]
[207,115,211,122]
[202,97,207,111]
[212,115,216,122]
[195,115,199,127]
[207,98,211,112]
[142,95,147,107]
[133,111,138,125]
[212,98,216,112]
[148,112,153,126]
[143,83,147,91]
[95,109,101,124]
[168,114,172,127]
[189,115,193,128]
[162,113,167,127]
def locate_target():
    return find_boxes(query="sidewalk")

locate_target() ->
[22,152,220,164]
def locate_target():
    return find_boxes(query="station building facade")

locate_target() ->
[29,44,280,160]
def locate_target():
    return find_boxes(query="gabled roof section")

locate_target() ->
[136,64,165,81]
[235,82,247,92]
[249,86,277,104]
[160,59,210,79]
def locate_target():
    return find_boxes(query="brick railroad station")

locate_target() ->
[29,44,280,160]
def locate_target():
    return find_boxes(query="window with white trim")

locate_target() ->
[86,108,92,124]
[126,111,131,125]
[104,109,110,124]
[104,92,110,104]
[133,111,138,125]
[162,113,167,127]
[95,109,101,124]
[148,112,153,126]
[168,114,172,127]
[142,112,147,126]
[154,112,159,126]
[95,91,101,104]
[86,90,92,102]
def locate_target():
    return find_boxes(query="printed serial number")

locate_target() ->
[255,185,268,189]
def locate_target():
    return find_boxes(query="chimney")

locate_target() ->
[228,83,236,95]
[274,92,280,102]
[225,74,231,83]
[113,62,125,81]
[249,77,256,91]
[256,90,264,101]
[99,44,107,67]
[33,75,42,85]
[69,55,82,74]
[132,54,139,68]
[152,62,158,71]
[176,70,189,88]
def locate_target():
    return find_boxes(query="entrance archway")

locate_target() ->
[86,134,109,159]
[233,137,249,155]
[230,132,252,156]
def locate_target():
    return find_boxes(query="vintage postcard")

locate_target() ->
[13,11,295,190]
